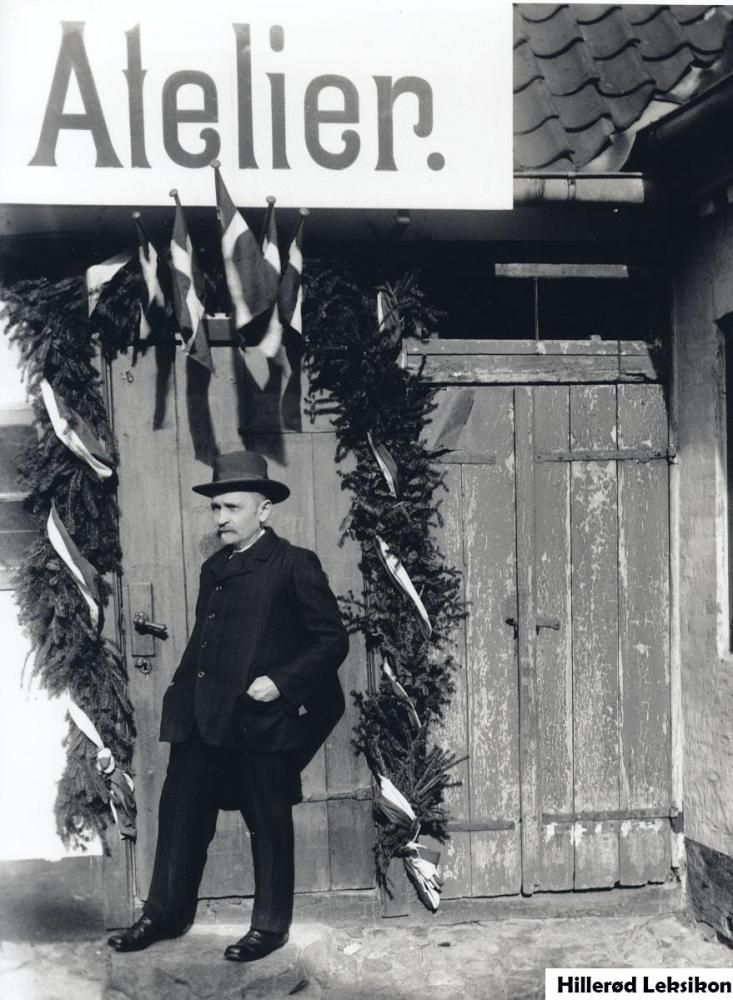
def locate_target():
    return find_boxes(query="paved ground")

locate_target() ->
[1,900,732,1000]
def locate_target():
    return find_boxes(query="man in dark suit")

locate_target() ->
[108,451,349,961]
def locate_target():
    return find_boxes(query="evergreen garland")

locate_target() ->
[2,277,134,848]
[302,268,465,885]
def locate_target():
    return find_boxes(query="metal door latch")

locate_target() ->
[505,615,560,635]
[133,612,169,640]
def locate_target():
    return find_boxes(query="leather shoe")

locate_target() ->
[107,915,168,952]
[224,928,289,962]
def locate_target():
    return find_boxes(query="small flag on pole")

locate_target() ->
[67,698,137,840]
[169,189,213,371]
[375,535,432,639]
[39,379,115,481]
[47,501,101,627]
[257,195,286,363]
[86,251,133,316]
[278,209,308,335]
[133,212,166,341]
[212,160,270,328]
[366,431,399,498]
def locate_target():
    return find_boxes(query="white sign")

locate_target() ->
[0,0,512,211]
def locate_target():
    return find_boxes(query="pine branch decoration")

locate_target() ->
[302,267,466,888]
[1,278,134,848]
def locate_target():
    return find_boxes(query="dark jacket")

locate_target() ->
[159,528,349,757]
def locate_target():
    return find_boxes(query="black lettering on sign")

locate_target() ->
[162,70,220,168]
[30,21,122,168]
[124,24,149,168]
[374,76,440,171]
[233,23,257,170]
[304,74,360,170]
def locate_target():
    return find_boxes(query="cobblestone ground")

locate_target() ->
[1,912,731,1000]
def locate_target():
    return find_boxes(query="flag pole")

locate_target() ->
[260,195,277,248]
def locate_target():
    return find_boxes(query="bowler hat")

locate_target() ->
[192,451,290,503]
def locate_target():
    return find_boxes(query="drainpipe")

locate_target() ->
[514,173,651,205]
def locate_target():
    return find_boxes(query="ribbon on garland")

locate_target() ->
[375,774,443,911]
[67,699,137,840]
[402,840,442,912]
[367,431,399,498]
[377,288,407,369]
[47,501,101,628]
[375,535,432,639]
[40,379,115,481]
[382,657,421,729]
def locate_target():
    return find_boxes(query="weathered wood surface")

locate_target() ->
[408,354,659,385]
[408,340,653,357]
[462,389,521,895]
[570,385,620,889]
[429,438,471,899]
[311,433,374,892]
[617,384,671,885]
[533,386,574,891]
[514,388,539,894]
[111,348,191,900]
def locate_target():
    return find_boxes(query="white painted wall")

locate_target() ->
[0,332,101,860]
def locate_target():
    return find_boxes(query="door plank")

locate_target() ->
[110,349,190,901]
[533,386,574,890]
[570,385,620,888]
[514,387,539,894]
[311,432,374,890]
[428,411,471,898]
[463,389,521,895]
[617,384,672,884]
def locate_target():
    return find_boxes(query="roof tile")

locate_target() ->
[595,43,655,96]
[537,42,601,96]
[577,9,638,60]
[514,3,733,170]
[514,79,561,135]
[514,117,575,169]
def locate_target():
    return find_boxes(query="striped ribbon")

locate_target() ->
[67,699,136,840]
[375,535,432,639]
[40,379,114,481]
[366,431,399,498]
[46,501,101,627]
[381,657,421,729]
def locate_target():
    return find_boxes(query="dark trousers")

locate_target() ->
[143,729,299,935]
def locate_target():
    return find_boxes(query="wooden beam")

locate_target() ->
[408,354,660,385]
[495,263,630,280]
[407,339,653,357]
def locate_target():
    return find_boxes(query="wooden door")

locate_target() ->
[109,341,374,908]
[428,366,673,897]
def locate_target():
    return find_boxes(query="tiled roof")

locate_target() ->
[514,4,733,171]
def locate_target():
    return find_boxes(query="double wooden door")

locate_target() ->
[110,335,673,907]
[431,377,673,896]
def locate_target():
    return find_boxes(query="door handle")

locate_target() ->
[133,612,169,640]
